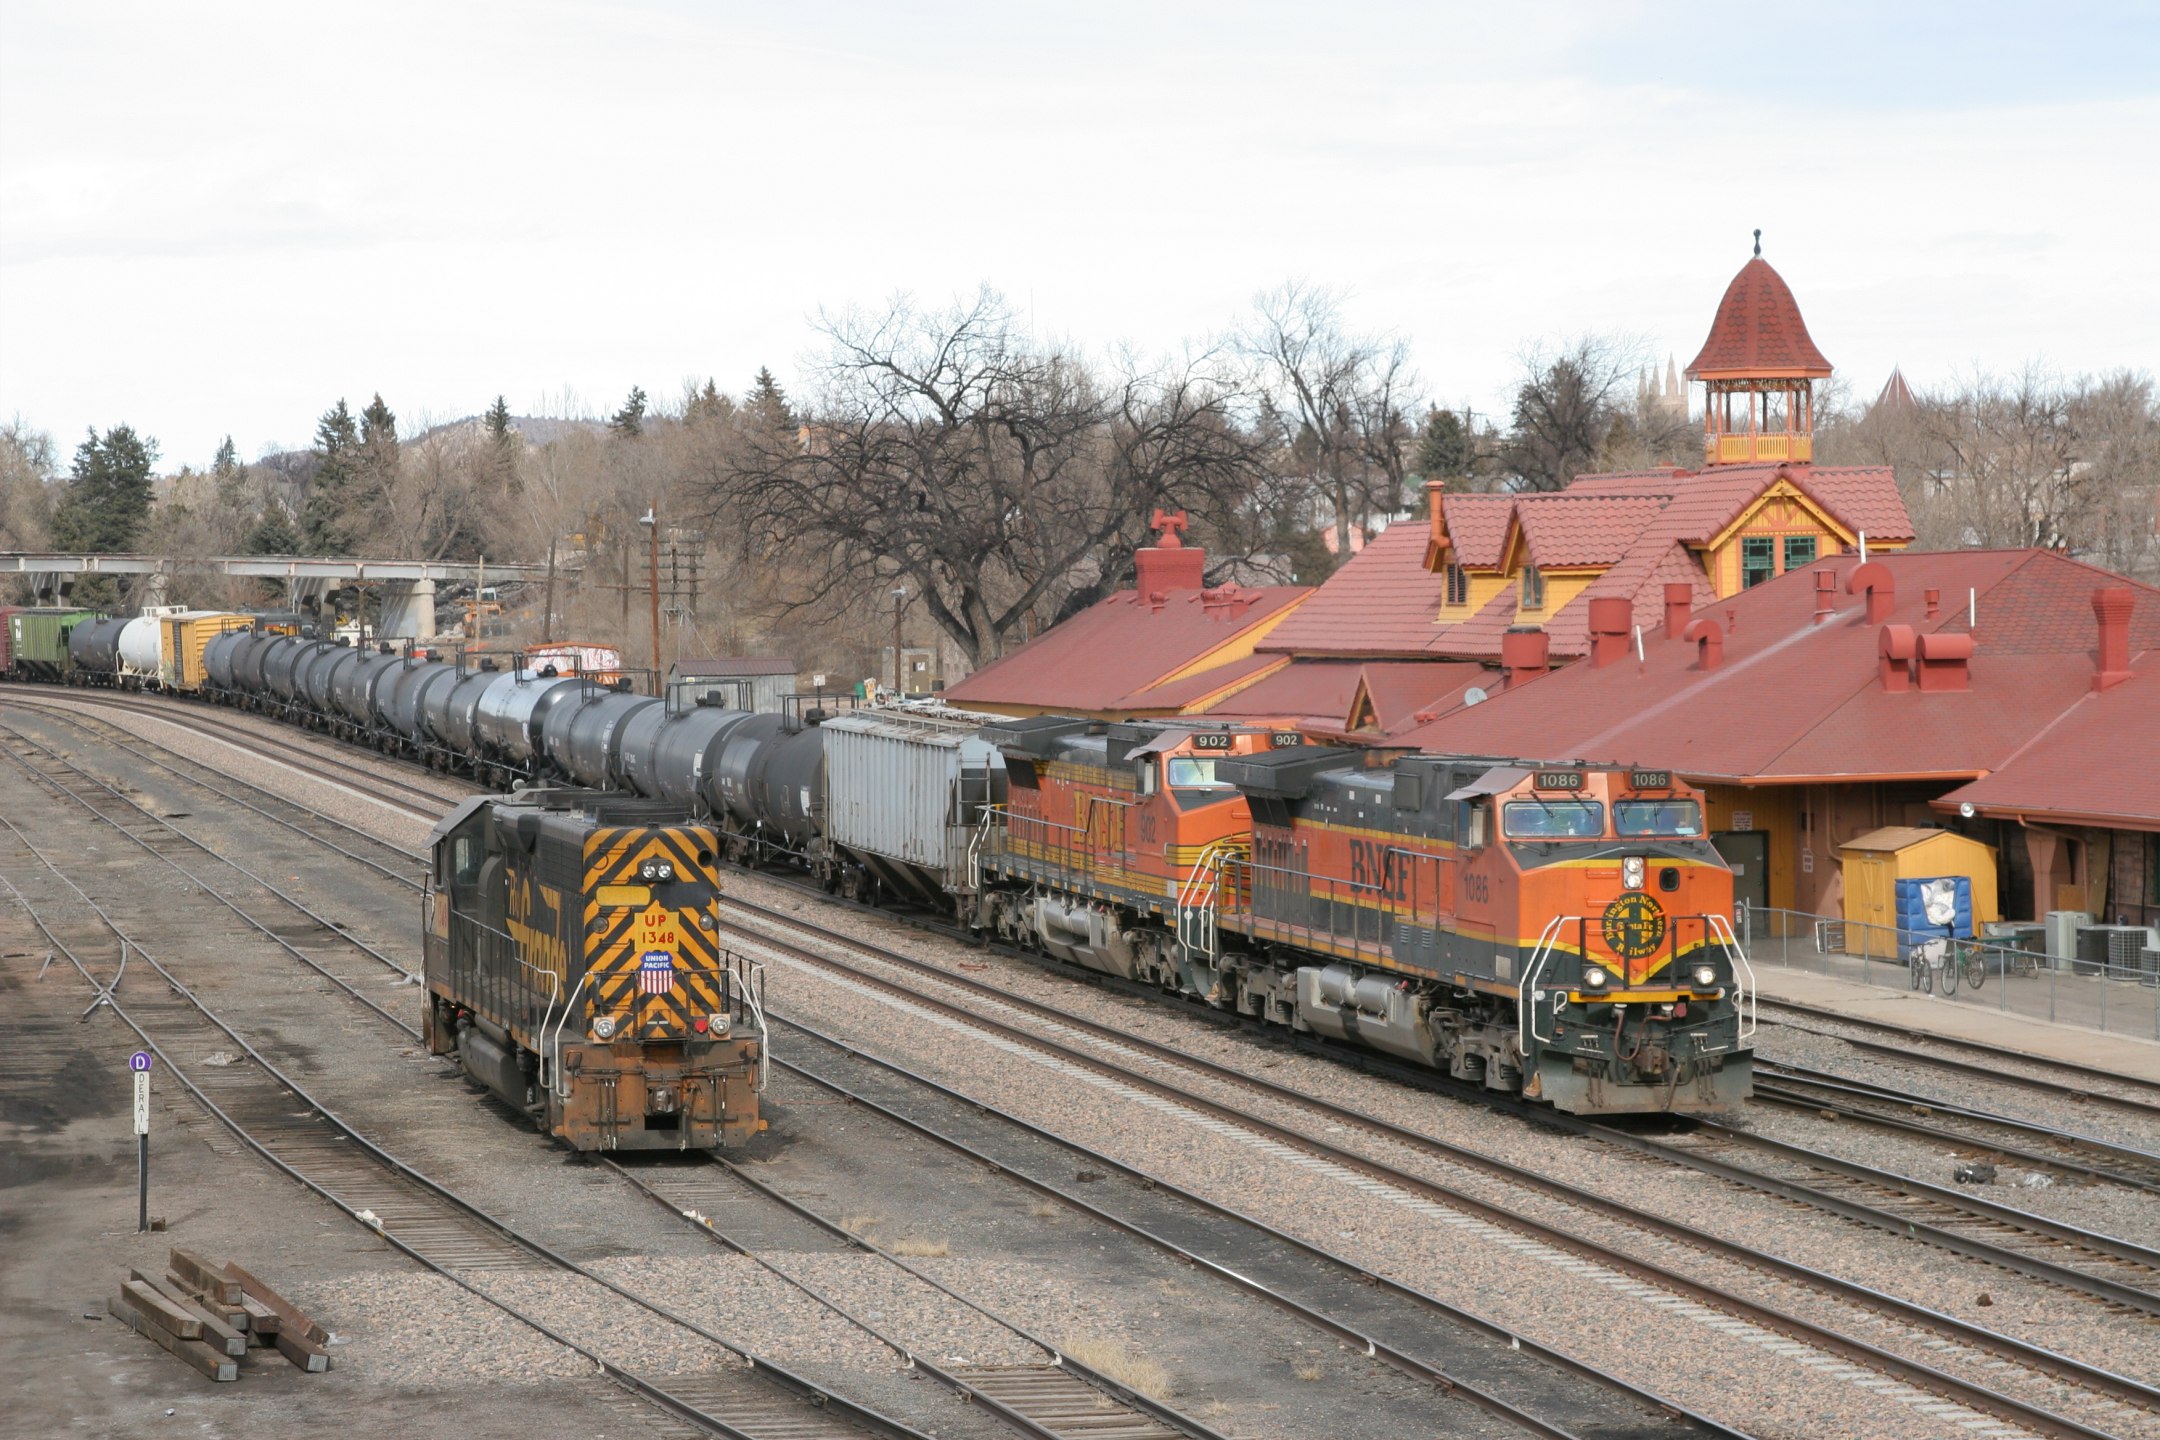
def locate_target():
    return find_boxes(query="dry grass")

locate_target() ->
[1201,1400,1234,1418]
[1063,1336,1172,1398]
[1293,1362,1325,1382]
[888,1236,950,1258]
[1027,1200,1062,1219]
[839,1214,884,1238]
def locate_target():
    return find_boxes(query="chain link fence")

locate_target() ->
[1739,903,2160,1044]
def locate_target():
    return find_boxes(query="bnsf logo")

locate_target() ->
[1348,838,1410,900]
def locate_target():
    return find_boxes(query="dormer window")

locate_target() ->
[1521,566,1545,610]
[1445,562,1469,607]
[1741,536,1775,588]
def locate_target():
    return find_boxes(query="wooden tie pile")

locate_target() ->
[108,1248,331,1383]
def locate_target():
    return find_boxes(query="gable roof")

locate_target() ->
[1196,657,1494,737]
[1508,494,1669,569]
[1937,664,2160,831]
[942,582,1307,712]
[1394,550,2160,786]
[1685,256,1834,380]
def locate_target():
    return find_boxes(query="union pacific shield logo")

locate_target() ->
[1601,893,1666,962]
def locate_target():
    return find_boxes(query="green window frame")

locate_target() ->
[1783,535,1818,570]
[1741,536,1775,588]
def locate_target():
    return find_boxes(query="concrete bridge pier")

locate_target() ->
[378,578,437,640]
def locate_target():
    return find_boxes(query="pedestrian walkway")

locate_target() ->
[1753,966,2160,1085]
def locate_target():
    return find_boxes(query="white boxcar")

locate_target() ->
[821,703,1006,900]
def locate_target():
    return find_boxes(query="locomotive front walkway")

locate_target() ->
[1753,966,2160,1085]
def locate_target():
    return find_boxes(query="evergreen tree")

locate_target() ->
[51,425,158,552]
[484,395,512,443]
[359,392,400,481]
[213,435,241,477]
[300,399,360,553]
[1415,406,1469,480]
[212,434,248,512]
[610,385,648,437]
[748,367,795,431]
[483,394,518,488]
[244,503,299,555]
[686,378,733,425]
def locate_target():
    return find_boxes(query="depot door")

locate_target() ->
[1713,831,1771,915]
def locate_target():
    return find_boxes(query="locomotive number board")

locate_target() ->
[1628,769,1673,790]
[1188,733,1235,751]
[1533,770,1585,791]
[1270,731,1303,748]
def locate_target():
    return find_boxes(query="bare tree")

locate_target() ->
[1239,281,1418,563]
[0,418,56,567]
[701,287,1271,670]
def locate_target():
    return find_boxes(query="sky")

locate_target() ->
[3,0,2157,472]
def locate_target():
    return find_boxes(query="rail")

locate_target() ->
[1741,903,2160,1043]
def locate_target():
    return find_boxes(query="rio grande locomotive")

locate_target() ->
[423,790,767,1150]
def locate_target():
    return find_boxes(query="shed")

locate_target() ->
[1838,826,2000,956]
[668,656,799,714]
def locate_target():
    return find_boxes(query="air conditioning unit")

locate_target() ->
[2045,910,2092,966]
[2081,924,2159,975]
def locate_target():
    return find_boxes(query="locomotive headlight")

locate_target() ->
[709,1013,730,1037]
[1622,857,1646,890]
[592,1014,617,1040]
[1583,966,1611,990]
[1692,963,1719,988]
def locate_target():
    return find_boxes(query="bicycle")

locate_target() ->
[1908,929,1986,997]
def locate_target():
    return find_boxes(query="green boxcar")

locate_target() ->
[8,608,103,680]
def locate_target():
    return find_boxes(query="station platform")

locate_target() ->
[1753,966,2160,1085]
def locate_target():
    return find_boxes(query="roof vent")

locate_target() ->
[1915,632,1973,692]
[1924,587,1941,620]
[1878,624,1916,693]
[2093,586,2134,692]
[1588,597,1632,668]
[1846,561,1895,624]
[1501,626,1549,688]
[1682,617,1724,671]
[1662,583,1692,641]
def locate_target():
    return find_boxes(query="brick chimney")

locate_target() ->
[1662,583,1692,640]
[2094,586,2134,692]
[1878,624,1915,692]
[1846,561,1895,624]
[1915,632,1973,692]
[1501,626,1549,687]
[1133,509,1205,596]
[1588,597,1632,668]
[1682,617,1724,671]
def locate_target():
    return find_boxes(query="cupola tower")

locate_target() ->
[1685,232,1833,466]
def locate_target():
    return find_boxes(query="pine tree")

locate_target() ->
[1415,406,1469,481]
[484,395,512,444]
[610,385,648,437]
[212,434,247,512]
[52,425,158,553]
[685,378,733,425]
[213,435,240,476]
[483,394,518,489]
[748,367,795,431]
[359,392,400,487]
[245,503,299,555]
[301,399,360,553]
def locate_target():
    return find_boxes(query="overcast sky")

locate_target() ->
[3,0,2156,472]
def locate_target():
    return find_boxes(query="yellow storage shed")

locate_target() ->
[1838,826,2000,958]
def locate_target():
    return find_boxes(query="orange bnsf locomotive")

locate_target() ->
[423,790,768,1150]
[978,719,1752,1114]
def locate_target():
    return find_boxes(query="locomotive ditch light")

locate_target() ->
[1692,963,1719,988]
[709,1013,730,1037]
[1583,966,1611,990]
[1622,857,1646,890]
[592,1015,618,1040]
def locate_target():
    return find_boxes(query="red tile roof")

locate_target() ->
[1510,495,1668,568]
[1685,256,1834,380]
[1438,494,1515,567]
[943,582,1307,712]
[1395,551,2160,786]
[1259,521,1448,658]
[1938,664,2160,830]
[1198,657,1493,736]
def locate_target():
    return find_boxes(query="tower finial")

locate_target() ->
[1752,228,1762,258]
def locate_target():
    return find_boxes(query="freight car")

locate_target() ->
[4,607,103,680]
[423,788,767,1150]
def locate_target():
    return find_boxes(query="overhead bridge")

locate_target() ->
[0,553,574,639]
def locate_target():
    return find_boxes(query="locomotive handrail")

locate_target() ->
[543,971,600,1103]
[1708,912,1758,1043]
[1516,915,1581,1056]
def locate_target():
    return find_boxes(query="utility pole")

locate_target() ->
[542,536,557,644]
[642,503,662,696]
[890,585,907,695]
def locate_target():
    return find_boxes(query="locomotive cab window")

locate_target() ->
[1502,800,1604,839]
[1165,757,1231,789]
[1614,799,1703,836]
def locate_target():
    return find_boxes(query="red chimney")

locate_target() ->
[1878,624,1915,692]
[1846,561,1895,624]
[1924,587,1941,620]
[1812,568,1837,626]
[1587,597,1632,668]
[2094,586,2134,692]
[1501,626,1550,687]
[1662,583,1692,640]
[1133,509,1205,595]
[1682,617,1724,671]
[1915,632,1973,692]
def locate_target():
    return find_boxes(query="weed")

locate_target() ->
[1063,1337,1171,1398]
[888,1236,950,1258]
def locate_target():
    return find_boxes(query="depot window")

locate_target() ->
[1521,566,1546,609]
[1502,800,1604,839]
[1614,799,1703,837]
[1445,562,1469,607]
[1741,536,1775,588]
[1782,535,1817,571]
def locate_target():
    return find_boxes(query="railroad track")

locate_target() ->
[0,722,426,1027]
[715,895,2151,1440]
[2,698,429,888]
[1754,1062,2160,1195]
[0,816,940,1440]
[0,686,467,819]
[607,1157,1214,1440]
[1757,1000,2160,1119]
